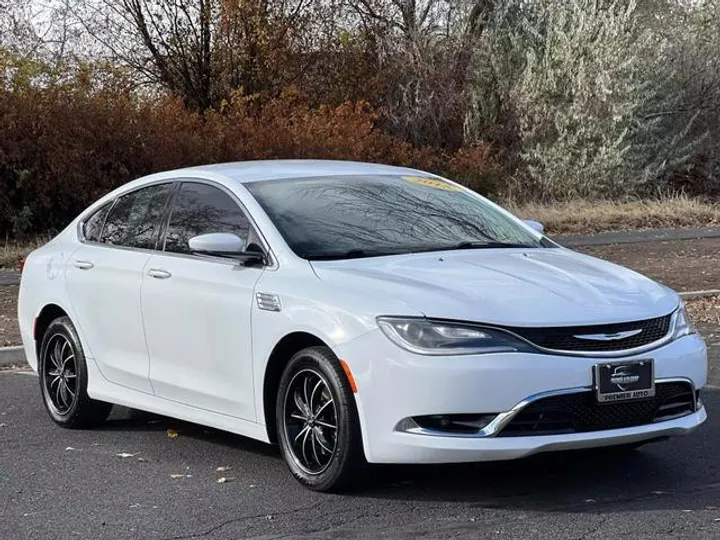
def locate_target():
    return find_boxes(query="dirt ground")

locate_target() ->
[577,237,720,292]
[1,237,719,348]
[1,285,20,347]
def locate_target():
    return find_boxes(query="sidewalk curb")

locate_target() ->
[680,290,720,301]
[0,346,26,367]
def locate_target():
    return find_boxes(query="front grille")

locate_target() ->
[506,314,672,353]
[498,382,695,437]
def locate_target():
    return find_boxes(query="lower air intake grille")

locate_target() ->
[498,382,695,437]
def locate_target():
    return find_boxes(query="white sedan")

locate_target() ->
[18,160,707,491]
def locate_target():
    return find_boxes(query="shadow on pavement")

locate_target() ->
[88,388,719,514]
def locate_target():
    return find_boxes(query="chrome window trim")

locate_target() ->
[395,377,698,439]
[76,177,278,270]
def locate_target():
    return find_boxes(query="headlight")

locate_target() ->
[673,303,696,339]
[376,317,535,355]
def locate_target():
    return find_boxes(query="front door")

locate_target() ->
[141,181,264,420]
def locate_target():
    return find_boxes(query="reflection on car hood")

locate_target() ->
[310,248,679,327]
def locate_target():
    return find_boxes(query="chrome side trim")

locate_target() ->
[395,377,697,439]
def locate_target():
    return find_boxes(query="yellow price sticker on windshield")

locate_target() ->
[402,176,462,192]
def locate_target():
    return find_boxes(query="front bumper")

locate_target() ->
[333,330,708,464]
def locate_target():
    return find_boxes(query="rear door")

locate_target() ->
[141,181,265,419]
[65,182,174,393]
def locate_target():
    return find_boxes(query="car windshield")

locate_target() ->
[245,174,549,260]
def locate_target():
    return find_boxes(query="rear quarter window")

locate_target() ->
[82,203,112,243]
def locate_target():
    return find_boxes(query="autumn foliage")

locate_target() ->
[0,83,498,236]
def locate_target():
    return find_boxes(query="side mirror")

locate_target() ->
[189,233,245,254]
[188,233,267,265]
[523,220,544,234]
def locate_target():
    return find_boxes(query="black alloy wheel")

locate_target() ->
[276,346,366,491]
[39,316,112,428]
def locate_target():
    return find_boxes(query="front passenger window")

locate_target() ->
[165,183,251,254]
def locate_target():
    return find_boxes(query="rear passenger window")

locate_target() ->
[82,203,112,242]
[100,184,172,249]
[165,183,250,254]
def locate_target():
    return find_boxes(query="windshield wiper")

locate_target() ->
[306,249,405,261]
[450,241,537,250]
[407,241,537,254]
[307,242,537,260]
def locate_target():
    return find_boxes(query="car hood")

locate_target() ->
[310,248,679,327]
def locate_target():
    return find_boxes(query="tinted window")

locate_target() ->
[245,175,547,260]
[164,183,250,254]
[100,184,172,249]
[83,203,111,242]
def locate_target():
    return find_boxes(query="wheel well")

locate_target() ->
[263,332,327,443]
[34,304,68,356]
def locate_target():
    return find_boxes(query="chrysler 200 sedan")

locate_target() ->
[18,160,707,491]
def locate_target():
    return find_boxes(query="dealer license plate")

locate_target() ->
[594,360,655,403]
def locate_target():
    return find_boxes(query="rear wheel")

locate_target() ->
[276,346,366,492]
[39,316,112,428]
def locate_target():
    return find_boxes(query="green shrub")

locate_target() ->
[465,0,708,200]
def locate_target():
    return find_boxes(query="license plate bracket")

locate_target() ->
[594,360,655,403]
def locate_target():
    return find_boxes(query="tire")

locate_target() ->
[38,316,112,428]
[276,346,367,492]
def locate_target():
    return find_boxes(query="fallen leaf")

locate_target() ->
[216,466,232,472]
[166,429,178,439]
[0,423,6,428]
[217,477,234,484]
[116,452,139,459]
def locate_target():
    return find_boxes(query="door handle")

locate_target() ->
[147,268,172,280]
[73,260,94,270]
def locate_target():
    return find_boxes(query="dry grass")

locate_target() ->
[508,195,720,235]
[0,237,48,270]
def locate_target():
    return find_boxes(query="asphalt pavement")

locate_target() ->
[2,370,720,540]
[0,271,20,286]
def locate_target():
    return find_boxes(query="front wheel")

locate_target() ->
[38,316,112,428]
[276,346,366,492]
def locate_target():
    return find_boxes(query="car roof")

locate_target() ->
[171,160,431,184]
